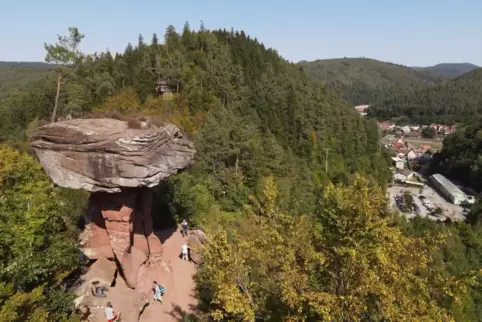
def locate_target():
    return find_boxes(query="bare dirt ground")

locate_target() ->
[139,227,198,322]
[88,226,198,322]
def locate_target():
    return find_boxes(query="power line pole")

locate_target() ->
[323,148,331,173]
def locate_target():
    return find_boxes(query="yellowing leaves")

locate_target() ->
[198,174,465,321]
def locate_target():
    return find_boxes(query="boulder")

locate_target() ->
[30,118,196,193]
[188,230,207,265]
[191,229,208,244]
[74,257,116,297]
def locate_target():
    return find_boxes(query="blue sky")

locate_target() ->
[1,0,481,66]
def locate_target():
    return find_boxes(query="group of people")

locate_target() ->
[88,219,189,321]
[90,281,165,321]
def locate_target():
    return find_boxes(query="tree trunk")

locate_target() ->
[51,73,62,123]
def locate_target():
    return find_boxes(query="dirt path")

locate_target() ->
[139,227,198,322]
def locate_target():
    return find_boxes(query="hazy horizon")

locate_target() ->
[1,0,481,66]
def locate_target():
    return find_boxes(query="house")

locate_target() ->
[392,142,407,153]
[354,105,369,116]
[399,168,415,179]
[406,149,417,160]
[401,126,411,133]
[392,156,405,170]
[379,121,395,131]
[430,123,442,131]
[156,77,176,99]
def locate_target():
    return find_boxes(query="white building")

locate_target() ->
[391,157,405,170]
[402,126,411,133]
[430,173,467,205]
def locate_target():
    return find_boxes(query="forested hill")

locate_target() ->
[0,61,53,98]
[412,63,479,78]
[0,25,391,209]
[368,67,482,124]
[298,58,447,105]
[4,25,482,322]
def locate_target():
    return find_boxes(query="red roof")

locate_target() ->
[379,121,392,130]
[393,142,406,152]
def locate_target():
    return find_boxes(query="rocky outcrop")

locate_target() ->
[30,118,196,295]
[188,230,208,264]
[30,118,196,193]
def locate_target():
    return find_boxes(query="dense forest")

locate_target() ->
[298,58,446,105]
[368,68,482,124]
[434,117,482,193]
[1,24,482,321]
[412,63,479,78]
[0,62,53,98]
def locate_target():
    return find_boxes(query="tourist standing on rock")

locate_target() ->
[152,281,165,303]
[104,302,121,321]
[181,243,189,261]
[92,281,108,298]
[181,219,188,237]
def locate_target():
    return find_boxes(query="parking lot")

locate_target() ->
[387,185,466,221]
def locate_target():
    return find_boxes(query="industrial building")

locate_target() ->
[429,173,467,205]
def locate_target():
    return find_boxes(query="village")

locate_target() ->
[373,118,476,222]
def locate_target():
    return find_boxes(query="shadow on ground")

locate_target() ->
[168,304,199,322]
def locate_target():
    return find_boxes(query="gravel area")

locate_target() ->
[387,185,466,221]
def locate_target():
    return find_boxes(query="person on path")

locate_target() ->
[104,302,121,321]
[91,281,108,298]
[152,281,165,303]
[181,243,189,261]
[181,219,188,237]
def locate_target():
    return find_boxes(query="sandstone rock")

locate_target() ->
[191,229,208,244]
[74,257,116,296]
[121,246,148,289]
[188,230,207,265]
[187,234,203,249]
[79,194,114,259]
[30,118,196,193]
[189,249,203,265]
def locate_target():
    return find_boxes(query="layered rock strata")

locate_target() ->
[30,118,196,290]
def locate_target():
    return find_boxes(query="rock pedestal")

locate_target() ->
[30,118,196,292]
[80,188,164,288]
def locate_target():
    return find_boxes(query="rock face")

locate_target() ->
[188,230,208,265]
[30,118,196,193]
[30,118,196,294]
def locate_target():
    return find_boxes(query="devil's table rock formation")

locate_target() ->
[30,118,196,292]
[31,118,195,193]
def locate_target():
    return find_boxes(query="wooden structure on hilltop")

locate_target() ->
[156,76,177,100]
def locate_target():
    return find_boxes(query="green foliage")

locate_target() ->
[422,126,437,138]
[435,118,482,192]
[197,175,470,321]
[44,27,84,67]
[0,62,53,99]
[369,68,482,124]
[44,27,85,123]
[299,58,447,105]
[413,63,479,78]
[0,145,87,321]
